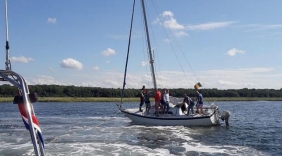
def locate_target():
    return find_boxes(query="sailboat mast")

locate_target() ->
[4,0,11,70]
[141,0,157,91]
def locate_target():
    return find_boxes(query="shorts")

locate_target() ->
[198,104,203,108]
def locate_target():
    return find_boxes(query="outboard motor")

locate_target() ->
[221,110,231,126]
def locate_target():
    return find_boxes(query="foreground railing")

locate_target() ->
[0,70,45,156]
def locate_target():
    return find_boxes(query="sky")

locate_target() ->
[0,0,281,89]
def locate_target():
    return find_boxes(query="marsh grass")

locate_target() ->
[205,97,282,102]
[0,97,139,103]
[1,97,282,103]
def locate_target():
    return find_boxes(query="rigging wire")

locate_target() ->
[151,0,199,87]
[143,1,164,89]
[139,1,151,89]
[120,0,136,106]
[165,24,200,82]
[140,1,156,89]
[141,0,157,91]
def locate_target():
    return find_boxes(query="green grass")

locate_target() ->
[204,97,282,101]
[1,97,282,103]
[37,97,139,102]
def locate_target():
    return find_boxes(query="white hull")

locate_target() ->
[120,104,220,126]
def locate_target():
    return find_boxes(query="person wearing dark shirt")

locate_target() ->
[187,97,195,115]
[182,94,189,113]
[139,85,145,112]
[144,90,151,114]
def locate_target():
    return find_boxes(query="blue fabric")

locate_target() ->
[187,103,195,115]
[198,94,203,104]
[139,99,144,107]
[164,101,169,113]
[183,96,189,103]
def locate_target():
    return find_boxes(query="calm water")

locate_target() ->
[0,101,281,156]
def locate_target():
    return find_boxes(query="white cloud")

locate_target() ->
[164,38,171,43]
[10,56,34,63]
[160,11,185,30]
[206,68,274,75]
[92,66,99,71]
[227,48,245,56]
[104,79,119,87]
[154,11,188,39]
[243,24,282,31]
[106,61,110,63]
[81,82,99,87]
[82,71,124,88]
[141,61,149,67]
[238,68,274,73]
[217,80,235,86]
[217,80,255,88]
[202,67,277,89]
[19,67,280,89]
[60,58,83,70]
[47,18,57,24]
[29,75,62,85]
[163,18,185,30]
[162,11,174,17]
[186,21,235,30]
[101,48,116,56]
[174,31,189,37]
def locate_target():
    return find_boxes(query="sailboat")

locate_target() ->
[118,0,230,126]
[0,1,45,155]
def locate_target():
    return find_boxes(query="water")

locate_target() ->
[0,101,281,156]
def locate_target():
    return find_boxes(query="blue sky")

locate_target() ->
[0,0,281,89]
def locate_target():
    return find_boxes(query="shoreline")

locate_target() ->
[1,97,282,103]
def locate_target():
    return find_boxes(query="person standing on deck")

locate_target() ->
[187,97,195,116]
[144,89,151,114]
[139,85,146,112]
[196,90,204,115]
[160,89,165,113]
[154,89,161,116]
[163,89,170,114]
[182,94,189,113]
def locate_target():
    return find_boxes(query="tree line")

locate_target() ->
[0,84,282,98]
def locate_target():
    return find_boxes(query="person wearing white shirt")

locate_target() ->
[163,89,170,114]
